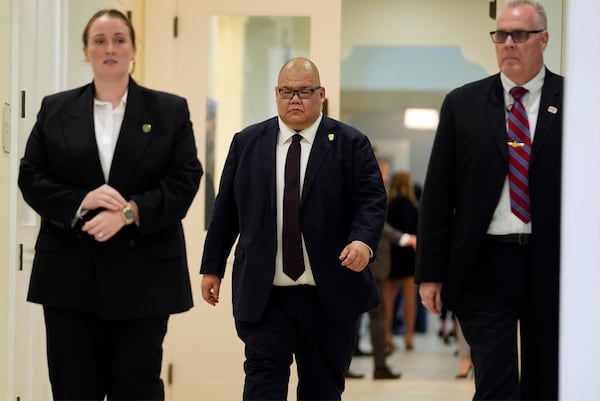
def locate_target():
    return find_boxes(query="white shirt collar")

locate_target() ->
[94,90,128,110]
[500,67,545,95]
[277,112,323,144]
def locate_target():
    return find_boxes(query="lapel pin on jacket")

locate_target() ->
[142,124,152,133]
[547,106,558,114]
[328,133,335,142]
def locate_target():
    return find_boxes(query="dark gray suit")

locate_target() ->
[416,69,562,400]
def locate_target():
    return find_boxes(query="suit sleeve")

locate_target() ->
[381,222,404,246]
[18,97,89,229]
[199,133,242,277]
[415,94,457,283]
[348,134,388,257]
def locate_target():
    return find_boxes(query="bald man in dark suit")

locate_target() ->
[200,57,387,400]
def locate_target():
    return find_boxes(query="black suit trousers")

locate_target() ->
[43,306,169,401]
[454,240,558,401]
[235,285,360,401]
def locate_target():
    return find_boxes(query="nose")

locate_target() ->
[504,34,516,46]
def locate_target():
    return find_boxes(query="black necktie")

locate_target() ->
[282,134,305,281]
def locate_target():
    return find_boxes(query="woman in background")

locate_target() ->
[18,9,202,401]
[383,171,418,351]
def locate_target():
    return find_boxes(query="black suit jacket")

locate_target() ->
[200,116,387,323]
[18,79,203,319]
[415,69,563,317]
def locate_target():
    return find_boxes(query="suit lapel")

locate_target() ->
[61,84,106,187]
[260,119,279,212]
[302,117,335,204]
[108,79,156,190]
[485,75,510,162]
[530,70,562,164]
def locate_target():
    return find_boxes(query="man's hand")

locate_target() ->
[339,241,370,272]
[419,282,443,315]
[201,274,222,306]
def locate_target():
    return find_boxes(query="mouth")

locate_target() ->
[103,59,118,65]
[502,56,520,63]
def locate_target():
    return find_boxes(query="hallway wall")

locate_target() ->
[0,0,13,396]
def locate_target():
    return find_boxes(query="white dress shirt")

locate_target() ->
[487,68,545,235]
[74,91,128,222]
[272,113,323,286]
[94,92,128,181]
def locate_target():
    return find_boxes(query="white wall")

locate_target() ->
[0,0,13,397]
[560,1,600,399]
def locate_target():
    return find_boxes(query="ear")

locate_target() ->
[540,30,549,51]
[83,46,89,63]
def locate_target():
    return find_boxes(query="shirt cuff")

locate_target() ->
[399,233,411,247]
[353,240,373,258]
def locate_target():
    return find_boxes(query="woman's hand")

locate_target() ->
[82,184,127,212]
[81,209,126,242]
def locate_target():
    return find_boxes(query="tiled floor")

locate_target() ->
[342,326,475,401]
[190,312,475,400]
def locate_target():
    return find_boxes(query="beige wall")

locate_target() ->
[0,0,12,397]
[341,0,564,77]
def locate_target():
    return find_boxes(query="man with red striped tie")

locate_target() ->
[416,1,563,400]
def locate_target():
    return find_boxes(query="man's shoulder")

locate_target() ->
[448,74,500,97]
[320,115,366,139]
[240,116,278,133]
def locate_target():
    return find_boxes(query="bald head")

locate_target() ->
[275,57,326,131]
[278,57,321,85]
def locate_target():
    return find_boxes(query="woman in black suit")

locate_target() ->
[18,9,202,401]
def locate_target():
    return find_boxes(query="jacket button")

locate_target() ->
[128,240,136,247]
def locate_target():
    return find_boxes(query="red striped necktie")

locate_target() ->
[507,86,531,223]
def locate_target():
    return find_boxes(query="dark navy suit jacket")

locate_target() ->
[200,115,387,323]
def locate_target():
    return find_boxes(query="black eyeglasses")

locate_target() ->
[489,30,544,43]
[277,87,321,99]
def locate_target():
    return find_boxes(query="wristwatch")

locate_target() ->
[122,205,135,225]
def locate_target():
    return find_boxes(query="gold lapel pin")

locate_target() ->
[547,106,558,114]
[328,133,335,142]
[507,141,525,148]
[142,124,152,133]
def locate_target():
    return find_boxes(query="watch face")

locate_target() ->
[124,207,134,223]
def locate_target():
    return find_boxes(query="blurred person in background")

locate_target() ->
[384,171,418,352]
